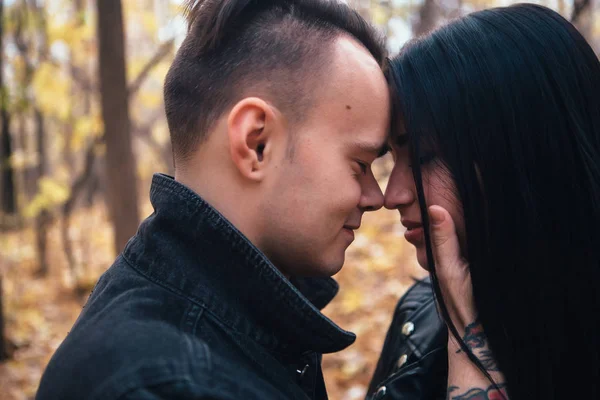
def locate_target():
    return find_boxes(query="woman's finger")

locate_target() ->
[428,205,463,270]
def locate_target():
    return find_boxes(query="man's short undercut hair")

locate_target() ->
[164,0,386,163]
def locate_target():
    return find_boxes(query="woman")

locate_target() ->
[371,4,600,399]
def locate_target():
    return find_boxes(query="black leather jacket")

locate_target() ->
[366,278,448,400]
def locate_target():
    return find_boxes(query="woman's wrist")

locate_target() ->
[446,322,508,399]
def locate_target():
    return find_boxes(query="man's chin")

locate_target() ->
[300,257,345,278]
[328,253,346,276]
[326,262,344,277]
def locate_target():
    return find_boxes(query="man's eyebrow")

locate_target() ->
[352,141,389,158]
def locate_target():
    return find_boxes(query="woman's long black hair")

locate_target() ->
[388,4,600,399]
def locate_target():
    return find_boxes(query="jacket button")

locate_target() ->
[396,354,408,368]
[296,364,309,379]
[401,321,415,336]
[374,386,387,399]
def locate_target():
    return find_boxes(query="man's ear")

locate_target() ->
[227,97,281,181]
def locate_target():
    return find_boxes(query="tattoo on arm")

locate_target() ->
[463,321,486,349]
[455,321,499,372]
[478,350,499,371]
[447,383,508,400]
[448,322,507,399]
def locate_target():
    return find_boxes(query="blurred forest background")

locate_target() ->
[0,0,596,399]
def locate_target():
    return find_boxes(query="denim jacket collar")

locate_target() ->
[123,174,356,356]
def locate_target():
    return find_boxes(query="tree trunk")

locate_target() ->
[16,0,51,276]
[413,0,438,37]
[0,107,14,216]
[61,0,93,281]
[572,0,595,46]
[0,276,7,361]
[96,0,140,254]
[34,108,50,276]
[558,0,566,16]
[0,0,16,218]
[0,0,9,362]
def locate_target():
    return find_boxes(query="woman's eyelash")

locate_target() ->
[409,153,436,167]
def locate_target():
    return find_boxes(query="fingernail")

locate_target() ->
[429,206,445,226]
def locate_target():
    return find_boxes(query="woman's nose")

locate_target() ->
[384,167,416,210]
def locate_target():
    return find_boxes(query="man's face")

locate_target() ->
[258,37,390,277]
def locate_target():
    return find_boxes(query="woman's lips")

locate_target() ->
[404,226,424,245]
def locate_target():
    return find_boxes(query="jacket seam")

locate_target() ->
[89,360,193,400]
[90,332,213,400]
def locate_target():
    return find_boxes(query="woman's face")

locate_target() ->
[384,131,467,270]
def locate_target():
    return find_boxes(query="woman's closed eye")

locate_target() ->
[409,152,436,168]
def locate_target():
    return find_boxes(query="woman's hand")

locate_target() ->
[428,205,475,336]
[428,205,508,400]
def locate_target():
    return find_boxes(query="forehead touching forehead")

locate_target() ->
[308,35,390,150]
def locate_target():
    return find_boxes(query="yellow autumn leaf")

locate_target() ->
[139,91,163,108]
[47,22,73,44]
[341,288,364,314]
[141,11,159,34]
[47,3,94,48]
[8,149,36,170]
[32,62,71,121]
[22,177,71,218]
[72,113,103,151]
[372,5,390,27]
[22,197,43,219]
[39,177,70,204]
[151,122,170,145]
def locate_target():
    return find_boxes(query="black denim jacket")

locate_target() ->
[36,174,355,400]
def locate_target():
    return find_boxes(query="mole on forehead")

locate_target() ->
[346,105,352,110]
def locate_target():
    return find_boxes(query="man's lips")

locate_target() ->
[342,224,360,240]
[343,224,361,230]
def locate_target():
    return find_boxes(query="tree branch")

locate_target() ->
[571,0,591,24]
[48,39,175,100]
[63,136,102,216]
[62,36,175,212]
[128,39,174,98]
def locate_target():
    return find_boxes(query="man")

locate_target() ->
[36,0,390,399]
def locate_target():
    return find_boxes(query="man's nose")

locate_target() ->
[360,175,384,212]
[384,167,415,210]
